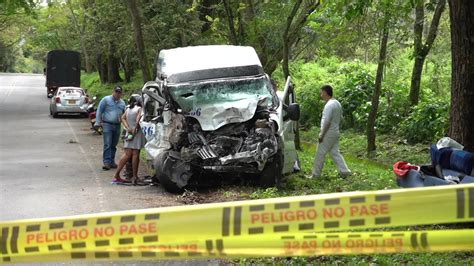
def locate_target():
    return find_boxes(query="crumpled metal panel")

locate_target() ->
[189,98,258,131]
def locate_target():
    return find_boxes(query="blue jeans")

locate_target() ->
[102,123,121,165]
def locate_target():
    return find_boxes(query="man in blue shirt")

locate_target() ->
[95,86,126,170]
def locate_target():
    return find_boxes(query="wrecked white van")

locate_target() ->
[140,45,300,193]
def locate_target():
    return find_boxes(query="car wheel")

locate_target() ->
[52,112,59,118]
[259,150,283,188]
[154,151,191,193]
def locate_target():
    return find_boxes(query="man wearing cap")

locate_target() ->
[95,86,126,170]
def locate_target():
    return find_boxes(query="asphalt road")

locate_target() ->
[0,73,179,222]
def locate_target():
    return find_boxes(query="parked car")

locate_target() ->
[140,45,300,193]
[49,87,89,118]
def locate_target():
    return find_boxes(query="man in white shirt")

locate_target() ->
[311,85,351,178]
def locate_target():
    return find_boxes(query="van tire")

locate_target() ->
[260,150,282,188]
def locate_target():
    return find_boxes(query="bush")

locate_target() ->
[398,99,449,144]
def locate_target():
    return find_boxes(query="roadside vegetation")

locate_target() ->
[2,0,474,264]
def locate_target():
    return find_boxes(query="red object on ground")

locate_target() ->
[393,161,420,178]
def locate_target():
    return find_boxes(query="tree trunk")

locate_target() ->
[107,53,122,84]
[223,0,239,45]
[126,0,151,82]
[448,0,474,151]
[367,19,389,155]
[97,53,108,84]
[409,0,446,106]
[409,56,426,105]
[67,1,93,73]
[122,55,134,83]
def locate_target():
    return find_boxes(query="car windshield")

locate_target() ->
[168,76,276,112]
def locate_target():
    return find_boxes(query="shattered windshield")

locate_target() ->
[168,76,276,113]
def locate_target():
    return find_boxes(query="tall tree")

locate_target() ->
[408,0,446,106]
[67,0,93,73]
[367,14,390,154]
[216,0,319,75]
[448,0,474,151]
[126,0,151,82]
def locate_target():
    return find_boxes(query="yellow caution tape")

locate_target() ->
[0,184,473,263]
[2,230,474,263]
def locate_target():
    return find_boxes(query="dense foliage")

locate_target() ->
[0,0,453,144]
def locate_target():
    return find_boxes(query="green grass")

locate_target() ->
[81,71,145,100]
[240,129,473,264]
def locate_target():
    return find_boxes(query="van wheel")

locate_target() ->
[154,152,191,193]
[260,150,283,188]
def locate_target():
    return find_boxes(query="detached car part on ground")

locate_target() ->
[140,45,300,193]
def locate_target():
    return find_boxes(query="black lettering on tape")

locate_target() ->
[248,227,264,234]
[274,225,289,232]
[141,251,156,257]
[3,257,10,262]
[234,207,242,236]
[324,221,339,228]
[348,234,361,238]
[188,251,203,256]
[71,252,86,259]
[304,235,317,239]
[121,216,135,223]
[457,189,465,219]
[410,233,418,249]
[370,234,383,237]
[48,244,62,251]
[10,226,19,254]
[26,225,40,232]
[24,246,39,253]
[118,251,133,258]
[325,199,340,205]
[275,203,290,210]
[282,236,295,239]
[1,227,8,254]
[375,217,391,225]
[375,194,391,202]
[72,242,86,249]
[222,207,231,237]
[143,235,158,243]
[95,252,109,258]
[206,239,214,254]
[299,223,314,230]
[165,251,180,257]
[145,213,160,220]
[249,205,265,212]
[420,232,429,249]
[119,238,134,245]
[327,235,339,239]
[73,220,87,227]
[350,197,365,204]
[300,201,315,207]
[392,233,404,237]
[96,240,110,247]
[97,218,111,225]
[350,219,365,226]
[469,188,474,218]
[49,222,64,229]
[216,239,224,254]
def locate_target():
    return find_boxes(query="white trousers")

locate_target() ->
[312,131,350,177]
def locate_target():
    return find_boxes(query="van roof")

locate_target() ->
[157,45,262,78]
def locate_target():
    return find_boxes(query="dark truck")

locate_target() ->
[45,50,81,97]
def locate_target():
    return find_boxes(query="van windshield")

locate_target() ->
[168,76,276,112]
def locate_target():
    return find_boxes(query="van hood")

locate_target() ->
[188,98,258,131]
